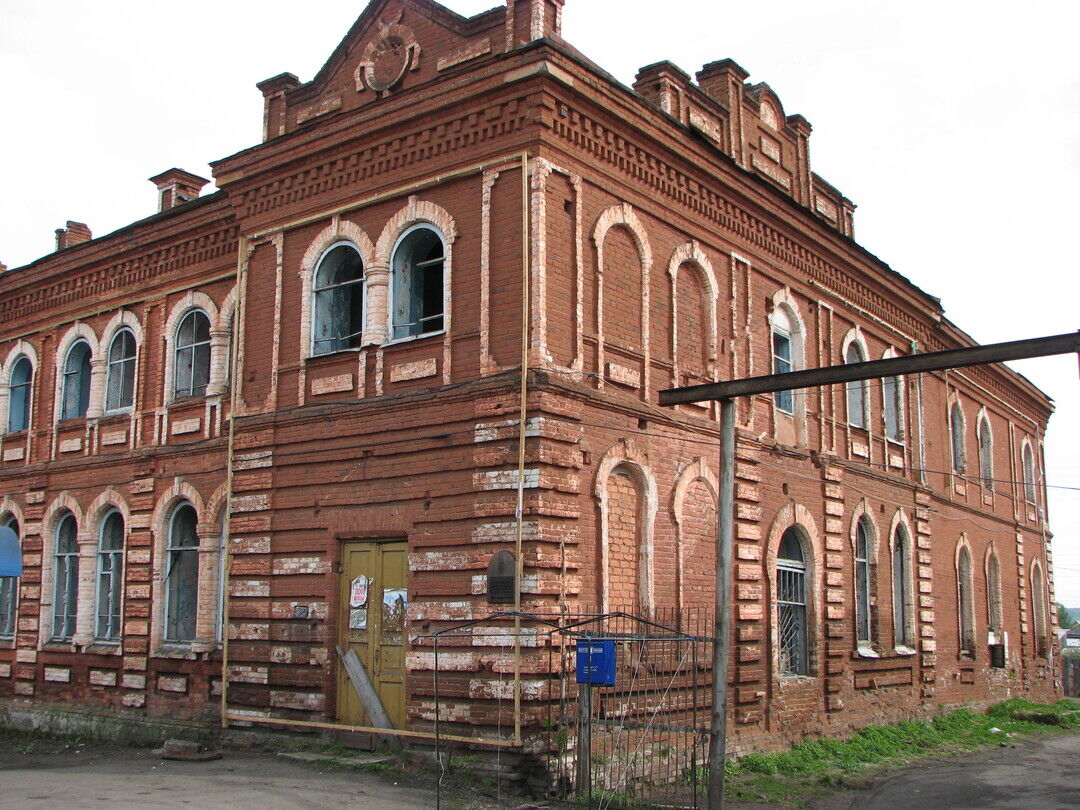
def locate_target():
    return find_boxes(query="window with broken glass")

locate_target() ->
[392,226,445,340]
[174,310,211,399]
[95,510,124,641]
[52,512,79,641]
[164,503,199,642]
[61,340,92,420]
[777,527,809,676]
[312,242,365,355]
[7,356,32,433]
[0,516,18,638]
[105,328,136,412]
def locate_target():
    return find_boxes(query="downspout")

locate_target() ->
[513,152,531,747]
[219,234,248,727]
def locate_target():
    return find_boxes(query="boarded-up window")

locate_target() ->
[606,466,641,610]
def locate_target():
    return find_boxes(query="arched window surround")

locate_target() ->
[671,457,718,621]
[984,543,1003,639]
[849,502,879,653]
[766,503,821,679]
[881,347,905,443]
[956,536,976,656]
[162,290,233,405]
[841,328,870,429]
[100,310,144,415]
[38,493,85,649]
[1030,559,1049,657]
[0,498,26,644]
[769,289,807,427]
[1,341,38,436]
[949,396,967,474]
[977,408,994,490]
[52,323,99,424]
[890,511,916,652]
[595,440,658,615]
[1021,439,1038,506]
[299,218,376,356]
[667,241,719,385]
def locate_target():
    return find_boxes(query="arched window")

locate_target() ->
[958,545,974,654]
[95,510,124,641]
[978,416,993,488]
[392,226,445,340]
[892,525,914,648]
[987,552,1002,634]
[845,342,867,428]
[61,340,92,420]
[174,310,211,399]
[950,402,966,473]
[771,308,794,414]
[312,242,365,355]
[52,512,79,641]
[105,328,137,412]
[165,503,199,641]
[883,374,903,441]
[0,516,19,638]
[1022,443,1037,504]
[777,527,809,675]
[854,518,873,645]
[1032,563,1048,656]
[7,356,33,433]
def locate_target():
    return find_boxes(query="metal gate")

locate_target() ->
[425,608,714,809]
[1065,657,1080,697]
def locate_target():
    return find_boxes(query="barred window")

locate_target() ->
[95,510,124,641]
[777,527,808,676]
[52,512,79,641]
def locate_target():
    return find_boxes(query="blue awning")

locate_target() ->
[0,526,21,577]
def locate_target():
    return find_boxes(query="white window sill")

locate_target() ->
[856,645,879,658]
[894,646,917,656]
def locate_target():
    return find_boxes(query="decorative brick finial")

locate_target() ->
[506,0,564,50]
[149,168,210,212]
[55,221,92,251]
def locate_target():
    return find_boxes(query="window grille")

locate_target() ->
[96,510,124,641]
[105,328,136,411]
[392,227,445,340]
[165,503,199,642]
[312,243,365,355]
[52,513,79,640]
[174,310,211,398]
[777,528,808,676]
[7,357,32,433]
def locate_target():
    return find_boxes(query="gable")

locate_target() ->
[278,0,504,135]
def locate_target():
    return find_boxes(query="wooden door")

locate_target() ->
[337,540,408,729]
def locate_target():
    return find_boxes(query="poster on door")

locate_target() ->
[350,575,370,608]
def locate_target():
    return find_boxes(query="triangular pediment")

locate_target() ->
[280,0,505,132]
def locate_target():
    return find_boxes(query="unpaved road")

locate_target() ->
[815,731,1080,810]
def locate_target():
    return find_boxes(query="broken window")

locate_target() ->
[845,342,867,428]
[174,309,211,399]
[777,527,808,676]
[165,502,199,642]
[854,518,872,645]
[105,328,137,411]
[52,512,79,641]
[312,242,365,355]
[7,356,32,433]
[61,340,92,419]
[96,510,124,641]
[892,525,914,648]
[958,545,974,654]
[950,402,966,473]
[0,516,18,638]
[978,416,993,489]
[392,226,445,340]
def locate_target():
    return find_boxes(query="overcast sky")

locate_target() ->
[2,1,1078,604]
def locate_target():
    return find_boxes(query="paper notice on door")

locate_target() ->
[349,608,368,630]
[382,588,407,634]
[350,575,370,608]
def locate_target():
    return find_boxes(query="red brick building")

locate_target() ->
[0,0,1061,757]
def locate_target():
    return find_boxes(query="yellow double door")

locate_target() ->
[337,540,408,730]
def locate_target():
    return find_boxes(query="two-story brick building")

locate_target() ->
[0,0,1060,760]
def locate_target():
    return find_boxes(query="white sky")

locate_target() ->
[1,1,1078,603]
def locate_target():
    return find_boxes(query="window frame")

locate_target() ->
[311,241,366,356]
[770,308,795,414]
[777,527,810,676]
[1022,442,1037,504]
[854,517,874,649]
[892,524,915,651]
[0,516,19,639]
[51,512,79,642]
[883,374,904,442]
[95,509,125,642]
[950,402,967,474]
[845,342,868,429]
[389,224,447,343]
[105,328,137,413]
[60,339,92,421]
[7,356,33,434]
[977,414,994,489]
[173,309,212,400]
[163,502,200,643]
[986,550,1003,635]
[957,544,975,656]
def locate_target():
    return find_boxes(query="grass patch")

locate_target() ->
[722,698,1080,807]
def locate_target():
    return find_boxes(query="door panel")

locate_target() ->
[337,540,408,730]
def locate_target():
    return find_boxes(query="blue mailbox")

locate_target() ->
[575,638,616,686]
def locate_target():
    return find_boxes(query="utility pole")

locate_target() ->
[659,331,1080,809]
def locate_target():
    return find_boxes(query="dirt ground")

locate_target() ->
[0,731,1077,809]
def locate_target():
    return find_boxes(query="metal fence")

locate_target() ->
[1065,656,1080,698]
[425,607,714,809]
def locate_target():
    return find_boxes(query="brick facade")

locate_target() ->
[0,0,1060,757]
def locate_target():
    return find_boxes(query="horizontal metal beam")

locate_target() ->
[660,331,1080,406]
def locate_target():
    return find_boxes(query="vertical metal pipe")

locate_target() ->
[708,398,736,808]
